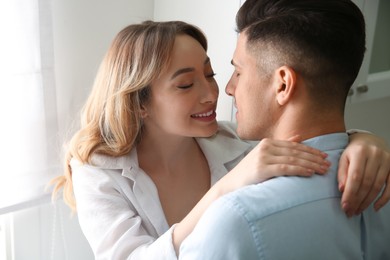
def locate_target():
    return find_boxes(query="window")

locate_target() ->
[0,0,60,214]
[0,214,12,260]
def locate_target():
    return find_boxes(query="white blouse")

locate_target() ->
[71,121,254,260]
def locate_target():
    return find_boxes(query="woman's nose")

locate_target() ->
[201,80,219,104]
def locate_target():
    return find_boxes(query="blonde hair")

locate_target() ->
[51,21,208,211]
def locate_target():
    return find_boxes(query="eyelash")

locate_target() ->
[207,72,217,78]
[177,72,217,89]
[178,84,193,89]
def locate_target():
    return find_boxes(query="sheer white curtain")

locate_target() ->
[0,0,60,214]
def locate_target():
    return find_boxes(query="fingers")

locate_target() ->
[358,166,388,213]
[234,138,331,187]
[257,138,330,174]
[340,145,390,217]
[340,153,368,217]
[267,155,330,175]
[374,175,390,211]
[347,156,379,215]
[273,163,324,177]
[260,138,327,159]
[374,164,390,211]
[337,153,349,192]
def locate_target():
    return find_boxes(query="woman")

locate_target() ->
[52,21,390,259]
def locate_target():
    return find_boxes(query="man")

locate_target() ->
[178,0,390,259]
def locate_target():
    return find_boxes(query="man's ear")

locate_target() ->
[274,66,297,106]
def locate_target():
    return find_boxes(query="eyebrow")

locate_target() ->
[170,57,210,80]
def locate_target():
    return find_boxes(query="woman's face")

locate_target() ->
[143,34,219,138]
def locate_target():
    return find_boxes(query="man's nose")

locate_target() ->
[225,75,236,96]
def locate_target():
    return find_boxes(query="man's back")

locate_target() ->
[179,133,390,259]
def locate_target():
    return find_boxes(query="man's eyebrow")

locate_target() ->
[171,57,211,80]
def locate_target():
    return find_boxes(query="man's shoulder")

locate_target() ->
[218,174,341,221]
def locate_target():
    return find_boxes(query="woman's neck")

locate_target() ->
[137,130,211,226]
[137,130,202,175]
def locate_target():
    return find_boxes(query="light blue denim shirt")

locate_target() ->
[179,133,390,260]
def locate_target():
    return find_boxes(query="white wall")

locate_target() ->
[53,0,154,139]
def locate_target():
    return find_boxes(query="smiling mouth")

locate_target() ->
[191,110,214,118]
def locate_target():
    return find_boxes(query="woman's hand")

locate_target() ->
[338,132,390,217]
[225,138,331,190]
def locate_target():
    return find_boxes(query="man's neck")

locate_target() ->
[272,110,346,141]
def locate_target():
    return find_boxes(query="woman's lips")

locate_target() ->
[191,110,216,121]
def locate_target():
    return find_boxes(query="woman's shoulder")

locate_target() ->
[70,153,134,192]
[69,150,136,182]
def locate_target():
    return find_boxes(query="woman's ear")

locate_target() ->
[275,66,297,106]
[140,105,149,118]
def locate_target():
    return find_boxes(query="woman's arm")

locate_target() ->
[72,163,178,260]
[338,132,390,217]
[172,138,329,254]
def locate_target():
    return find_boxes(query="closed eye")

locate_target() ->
[177,84,194,89]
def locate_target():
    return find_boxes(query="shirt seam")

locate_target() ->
[226,194,342,259]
